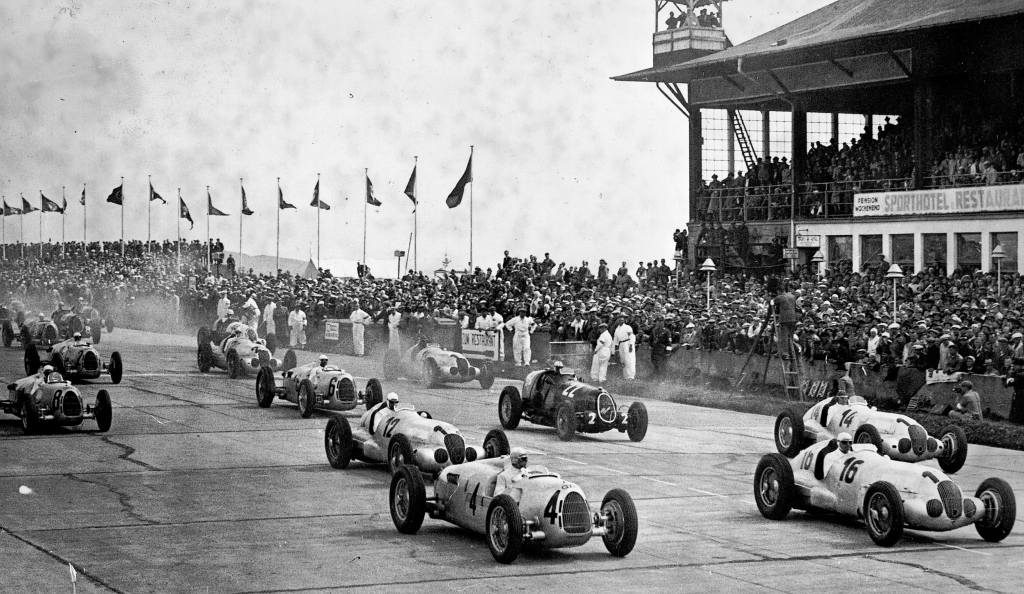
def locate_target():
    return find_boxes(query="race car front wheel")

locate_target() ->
[975,477,1016,542]
[325,416,354,469]
[601,488,638,557]
[477,364,495,390]
[24,345,41,376]
[487,494,524,564]
[483,429,510,458]
[774,408,805,457]
[297,380,317,418]
[19,397,39,435]
[498,386,522,430]
[626,402,648,442]
[109,352,123,385]
[387,434,414,474]
[555,403,577,441]
[95,390,112,433]
[863,481,904,546]
[753,453,794,520]
[363,378,383,410]
[937,424,968,474]
[389,465,426,534]
[256,366,275,408]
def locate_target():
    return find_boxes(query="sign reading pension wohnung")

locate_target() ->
[854,184,1024,217]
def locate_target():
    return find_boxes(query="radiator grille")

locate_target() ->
[938,480,963,519]
[61,392,82,417]
[82,350,100,372]
[561,491,591,534]
[908,424,927,455]
[336,378,356,402]
[444,433,466,464]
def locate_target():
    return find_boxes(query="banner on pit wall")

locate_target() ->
[324,319,341,341]
[854,184,1024,217]
[925,369,963,385]
[461,329,500,361]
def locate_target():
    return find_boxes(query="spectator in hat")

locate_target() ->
[387,305,403,351]
[503,306,537,367]
[1007,358,1024,424]
[591,322,613,383]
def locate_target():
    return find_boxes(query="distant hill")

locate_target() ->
[224,252,317,277]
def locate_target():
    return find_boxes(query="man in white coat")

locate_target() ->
[262,298,277,341]
[349,301,371,356]
[476,306,505,362]
[613,315,636,380]
[288,304,307,348]
[216,291,231,319]
[387,305,403,351]
[503,307,537,367]
[590,322,613,383]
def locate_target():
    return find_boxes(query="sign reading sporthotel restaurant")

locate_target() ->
[853,184,1024,217]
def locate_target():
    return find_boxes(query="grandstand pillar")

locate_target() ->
[883,234,892,262]
[981,232,992,273]
[761,111,770,158]
[831,113,839,144]
[946,234,956,276]
[790,107,807,184]
[689,106,703,267]
[726,109,736,174]
[913,81,936,189]
[851,234,862,273]
[913,233,924,274]
[863,114,873,139]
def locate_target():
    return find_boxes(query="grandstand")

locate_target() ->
[616,0,1024,276]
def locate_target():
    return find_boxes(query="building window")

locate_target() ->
[991,232,1018,275]
[837,114,866,146]
[923,233,947,273]
[828,235,852,273]
[860,235,883,272]
[891,234,914,272]
[768,111,792,166]
[807,112,832,150]
[956,233,982,273]
[701,109,731,182]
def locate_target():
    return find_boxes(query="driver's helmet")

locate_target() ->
[510,447,528,469]
[234,328,243,336]
[225,309,234,317]
[552,360,564,373]
[47,371,64,383]
[37,313,46,320]
[386,392,399,410]
[837,432,853,449]
[318,354,328,367]
[41,364,55,379]
[73,332,82,341]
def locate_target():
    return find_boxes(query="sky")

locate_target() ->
[0,0,832,276]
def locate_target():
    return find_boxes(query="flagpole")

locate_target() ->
[119,176,124,256]
[413,155,418,272]
[82,183,87,247]
[147,175,152,253]
[61,186,65,257]
[37,190,43,258]
[316,172,321,270]
[177,188,181,275]
[1,195,5,261]
[469,145,474,270]
[276,177,280,277]
[363,168,368,265]
[239,178,244,271]
[19,194,24,259]
[206,186,211,273]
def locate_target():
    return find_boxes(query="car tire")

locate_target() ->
[937,424,969,474]
[389,465,426,535]
[863,481,904,546]
[197,342,213,373]
[483,429,510,458]
[974,477,1016,542]
[24,345,41,376]
[297,380,316,418]
[281,349,297,372]
[19,397,39,435]
[478,364,495,389]
[325,416,354,469]
[364,378,383,410]
[256,366,275,408]
[498,386,522,430]
[2,322,13,347]
[50,352,65,376]
[774,408,805,457]
[626,402,648,442]
[109,352,123,385]
[601,488,638,557]
[382,349,400,381]
[855,424,884,454]
[753,453,795,520]
[555,403,577,441]
[422,359,441,388]
[226,349,241,379]
[387,434,414,474]
[487,494,525,564]
[95,389,112,432]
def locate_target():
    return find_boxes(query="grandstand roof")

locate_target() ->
[615,0,1024,82]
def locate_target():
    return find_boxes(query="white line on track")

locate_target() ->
[688,486,729,498]
[642,477,678,487]
[939,543,990,556]
[593,465,629,475]
[552,456,588,465]
[522,447,547,455]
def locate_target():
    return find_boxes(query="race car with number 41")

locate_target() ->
[774,393,969,473]
[498,363,648,441]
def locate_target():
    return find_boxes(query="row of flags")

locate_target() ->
[5,154,475,231]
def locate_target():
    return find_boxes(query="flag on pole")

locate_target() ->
[278,184,295,209]
[21,196,38,213]
[61,195,67,211]
[106,184,123,205]
[69,563,77,583]
[207,190,228,216]
[149,182,166,204]
[179,197,194,229]
[40,193,64,213]
[446,155,472,208]
[365,174,381,206]
[80,186,86,205]
[310,179,330,209]
[3,201,22,216]
[404,165,417,208]
[241,185,254,215]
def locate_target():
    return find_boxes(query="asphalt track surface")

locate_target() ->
[2,329,1024,593]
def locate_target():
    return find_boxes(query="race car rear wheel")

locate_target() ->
[498,386,522,430]
[626,402,648,442]
[483,429,510,458]
[281,349,297,372]
[555,403,577,441]
[382,349,400,381]
[50,353,65,376]
[937,424,968,474]
[226,349,242,379]
[256,366,275,408]
[601,488,638,557]
[19,397,39,434]
[774,408,805,457]
[478,364,495,390]
[95,390,112,433]
[197,342,213,373]
[422,359,441,388]
[364,378,383,410]
[389,465,426,534]
[487,494,525,564]
[855,424,884,455]
[297,380,316,418]
[975,477,1016,542]
[387,434,414,474]
[2,322,13,347]
[325,416,354,469]
[109,352,123,385]
[24,345,41,376]
[753,453,794,520]
[863,481,904,546]
[197,327,211,348]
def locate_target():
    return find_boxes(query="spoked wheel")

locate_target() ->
[498,386,522,430]
[975,477,1016,542]
[555,403,576,441]
[774,408,805,457]
[363,378,383,410]
[482,429,510,458]
[297,381,316,418]
[324,416,354,469]
[19,398,39,435]
[389,465,426,534]
[601,488,638,557]
[626,402,648,442]
[486,494,524,564]
[863,481,904,546]
[387,434,414,474]
[753,453,794,520]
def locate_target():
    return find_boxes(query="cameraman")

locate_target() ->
[946,380,982,421]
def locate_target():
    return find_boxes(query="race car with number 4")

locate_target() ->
[774,394,969,473]
[324,394,511,475]
[498,364,648,441]
[388,456,639,563]
[754,440,1015,546]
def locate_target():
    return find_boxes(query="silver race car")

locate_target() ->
[197,322,279,378]
[382,338,494,389]
[25,336,123,384]
[1,370,112,434]
[256,353,383,417]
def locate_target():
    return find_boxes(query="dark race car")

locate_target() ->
[1,371,112,434]
[13,314,61,348]
[498,363,648,441]
[382,339,494,389]
[25,337,123,384]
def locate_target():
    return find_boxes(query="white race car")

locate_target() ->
[197,323,279,378]
[324,396,510,475]
[774,395,969,473]
[255,353,383,417]
[383,339,494,389]
[388,457,639,563]
[754,443,1015,546]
